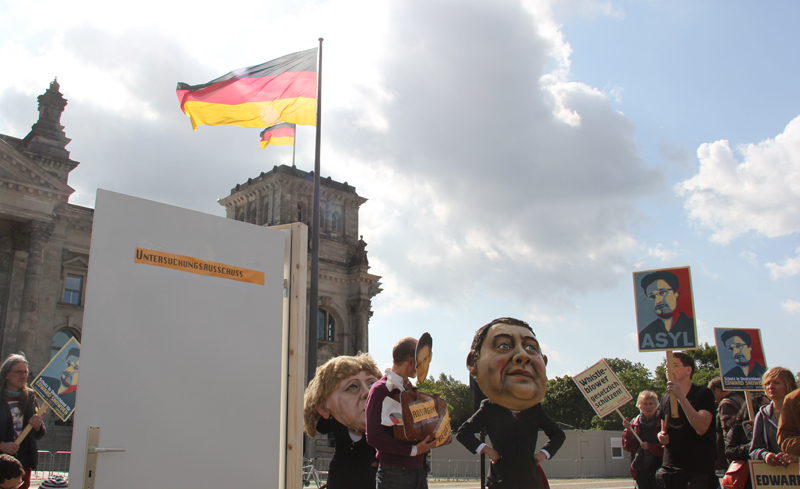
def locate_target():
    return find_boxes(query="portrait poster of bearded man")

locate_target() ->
[633,266,699,352]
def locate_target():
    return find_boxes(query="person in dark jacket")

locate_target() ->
[0,354,45,489]
[456,317,565,489]
[623,390,664,489]
[724,393,767,489]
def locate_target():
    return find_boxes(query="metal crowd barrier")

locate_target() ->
[33,451,71,479]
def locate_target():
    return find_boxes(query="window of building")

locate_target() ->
[317,309,335,342]
[610,437,623,459]
[63,274,83,305]
[331,212,340,233]
[297,203,304,223]
[51,329,78,359]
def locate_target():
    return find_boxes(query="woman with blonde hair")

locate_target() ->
[0,354,45,489]
[623,390,664,489]
[750,367,798,467]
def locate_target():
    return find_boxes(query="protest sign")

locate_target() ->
[749,460,800,488]
[633,266,698,352]
[31,337,80,422]
[573,359,633,419]
[715,328,768,391]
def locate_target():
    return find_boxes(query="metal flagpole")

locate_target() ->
[308,37,323,385]
[304,38,323,462]
[292,125,297,167]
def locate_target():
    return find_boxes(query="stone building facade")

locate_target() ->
[0,82,381,451]
[218,165,382,365]
[0,80,92,450]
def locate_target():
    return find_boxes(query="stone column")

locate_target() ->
[244,198,251,223]
[348,298,371,354]
[17,220,55,357]
[255,193,263,225]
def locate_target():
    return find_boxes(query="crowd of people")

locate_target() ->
[621,356,800,489]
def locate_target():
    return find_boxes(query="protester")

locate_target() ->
[778,387,800,456]
[723,393,767,489]
[456,317,565,489]
[0,355,45,489]
[303,353,382,489]
[366,337,437,489]
[655,352,716,489]
[0,454,24,489]
[623,391,664,489]
[749,367,798,467]
[707,377,744,475]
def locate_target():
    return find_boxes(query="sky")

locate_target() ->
[2,0,800,386]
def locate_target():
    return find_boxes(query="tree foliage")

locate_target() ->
[541,375,595,430]
[418,373,471,429]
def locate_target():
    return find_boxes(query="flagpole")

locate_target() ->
[292,129,297,167]
[304,36,323,463]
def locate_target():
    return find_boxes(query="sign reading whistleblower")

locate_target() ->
[573,359,633,418]
[31,337,80,421]
[749,460,800,488]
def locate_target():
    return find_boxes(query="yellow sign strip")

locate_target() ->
[135,248,265,285]
[409,399,438,423]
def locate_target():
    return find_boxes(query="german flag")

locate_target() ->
[260,123,296,148]
[177,48,317,130]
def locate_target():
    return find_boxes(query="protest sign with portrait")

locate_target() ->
[31,337,80,421]
[715,328,768,391]
[633,266,699,352]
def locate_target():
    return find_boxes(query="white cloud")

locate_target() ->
[766,248,800,279]
[677,115,800,244]
[781,299,800,315]
[647,244,678,263]
[739,250,758,266]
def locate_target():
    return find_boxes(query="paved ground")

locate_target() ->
[427,479,633,489]
[30,475,634,488]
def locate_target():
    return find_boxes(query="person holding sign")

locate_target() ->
[456,317,565,489]
[749,367,798,467]
[655,352,715,489]
[365,337,437,489]
[304,353,382,489]
[0,355,44,489]
[622,391,664,489]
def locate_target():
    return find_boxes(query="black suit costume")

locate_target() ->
[456,399,565,489]
[316,416,377,489]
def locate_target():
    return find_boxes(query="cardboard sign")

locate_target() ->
[715,328,769,391]
[572,359,633,418]
[749,460,800,488]
[31,337,80,421]
[633,266,699,352]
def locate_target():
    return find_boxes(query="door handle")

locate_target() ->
[88,447,126,454]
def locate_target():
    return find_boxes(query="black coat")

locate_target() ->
[456,400,565,489]
[316,417,377,489]
[0,393,46,469]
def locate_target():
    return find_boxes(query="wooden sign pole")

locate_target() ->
[744,391,755,422]
[617,409,644,444]
[15,396,47,445]
[666,351,678,417]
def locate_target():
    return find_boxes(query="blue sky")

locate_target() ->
[1,0,799,386]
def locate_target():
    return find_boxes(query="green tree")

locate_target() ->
[590,358,658,430]
[541,375,595,430]
[418,373,471,429]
